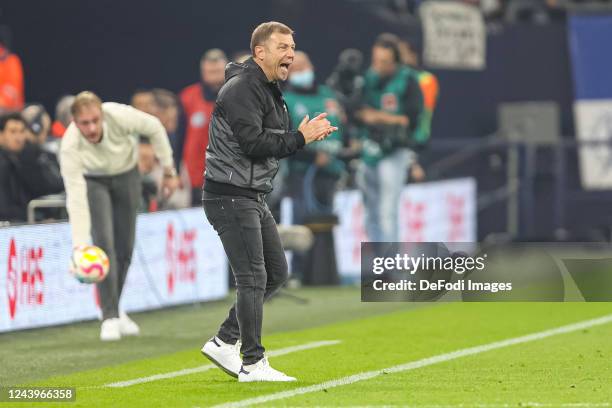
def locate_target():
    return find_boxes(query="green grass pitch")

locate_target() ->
[1,287,611,407]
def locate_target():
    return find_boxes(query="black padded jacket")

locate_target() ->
[204,57,305,196]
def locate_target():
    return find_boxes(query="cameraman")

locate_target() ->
[355,33,424,242]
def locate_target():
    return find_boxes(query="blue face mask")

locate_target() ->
[289,70,315,89]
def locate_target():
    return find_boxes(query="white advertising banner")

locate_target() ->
[333,190,369,280]
[420,1,486,70]
[574,100,612,189]
[0,208,228,333]
[333,178,477,278]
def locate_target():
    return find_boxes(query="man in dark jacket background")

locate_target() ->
[0,112,64,223]
[201,21,337,382]
[180,48,228,204]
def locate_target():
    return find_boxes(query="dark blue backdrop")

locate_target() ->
[4,0,595,239]
[2,0,575,140]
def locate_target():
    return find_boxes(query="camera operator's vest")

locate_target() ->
[361,66,415,165]
[284,85,345,176]
[364,66,410,114]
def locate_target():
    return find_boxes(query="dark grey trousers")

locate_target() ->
[203,191,288,365]
[85,166,141,320]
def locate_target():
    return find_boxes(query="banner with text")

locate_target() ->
[333,178,477,279]
[0,208,228,333]
[420,1,486,70]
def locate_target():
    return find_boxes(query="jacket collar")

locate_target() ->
[245,57,276,85]
[244,58,286,100]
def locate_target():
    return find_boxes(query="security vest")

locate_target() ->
[361,65,420,165]
[412,70,439,145]
[180,83,215,188]
[0,44,24,111]
[284,85,344,176]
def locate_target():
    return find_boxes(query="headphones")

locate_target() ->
[25,104,46,135]
[375,33,402,63]
[386,42,401,64]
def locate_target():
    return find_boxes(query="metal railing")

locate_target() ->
[26,194,67,224]
[425,136,612,241]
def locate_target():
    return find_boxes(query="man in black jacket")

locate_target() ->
[201,21,337,382]
[0,112,64,223]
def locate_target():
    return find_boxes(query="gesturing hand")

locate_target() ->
[298,113,338,145]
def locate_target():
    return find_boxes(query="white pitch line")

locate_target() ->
[335,404,612,408]
[104,340,341,388]
[213,313,612,408]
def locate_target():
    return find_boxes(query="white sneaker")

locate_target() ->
[100,318,121,341]
[119,312,140,336]
[238,357,296,382]
[201,336,242,378]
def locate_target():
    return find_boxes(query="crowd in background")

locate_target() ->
[3,0,609,227]
[4,0,612,284]
[0,27,438,235]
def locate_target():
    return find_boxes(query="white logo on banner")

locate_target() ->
[332,190,369,278]
[574,100,612,190]
[420,1,486,70]
[190,111,207,128]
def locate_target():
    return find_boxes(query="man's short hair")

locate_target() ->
[151,88,178,110]
[250,21,294,56]
[0,111,25,132]
[200,48,228,64]
[374,33,402,63]
[71,91,103,117]
[400,36,421,55]
[294,50,312,64]
[21,103,49,135]
[55,95,76,126]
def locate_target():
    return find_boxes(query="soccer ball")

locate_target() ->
[70,245,110,284]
